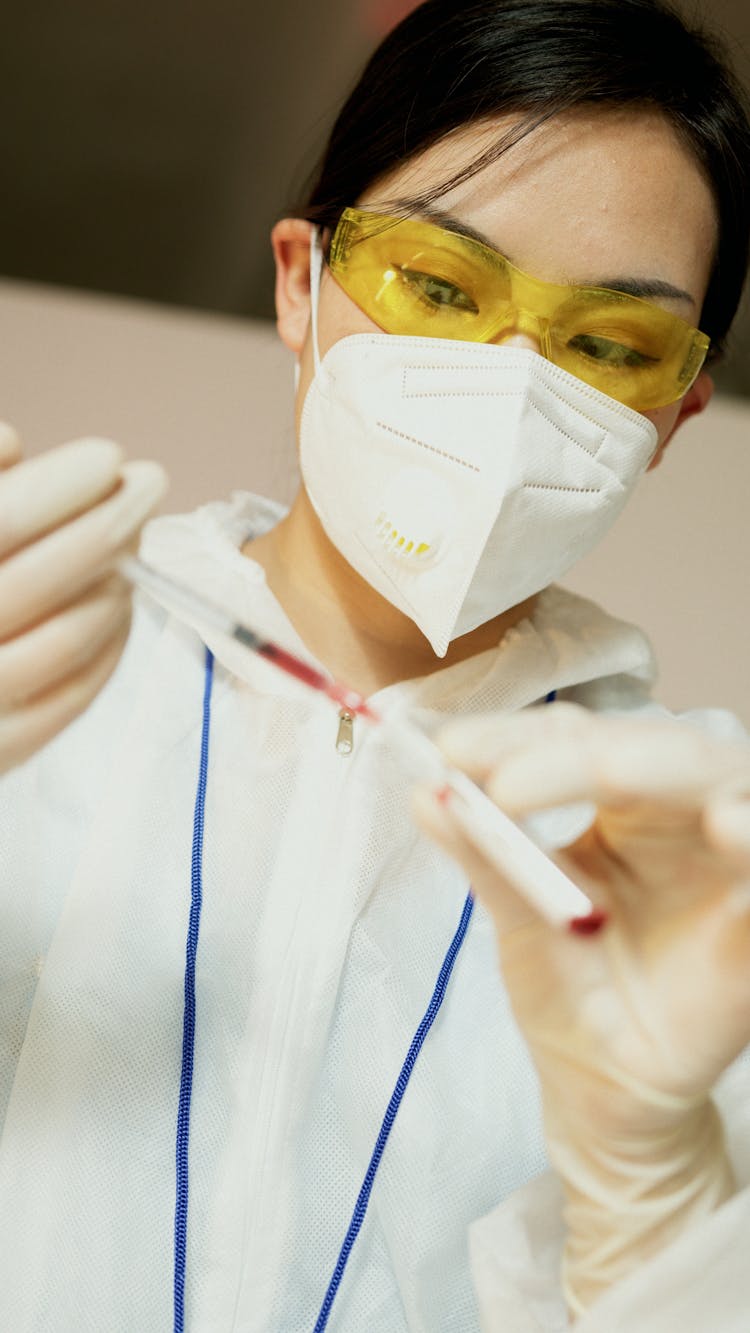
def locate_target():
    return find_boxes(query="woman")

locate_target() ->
[1,0,750,1328]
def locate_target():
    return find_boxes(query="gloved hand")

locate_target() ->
[412,703,750,1317]
[0,422,167,775]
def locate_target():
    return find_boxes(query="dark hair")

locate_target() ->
[301,0,750,360]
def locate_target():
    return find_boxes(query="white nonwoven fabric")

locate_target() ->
[0,491,746,1332]
[299,336,657,656]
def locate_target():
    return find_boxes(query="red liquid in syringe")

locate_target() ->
[258,642,381,722]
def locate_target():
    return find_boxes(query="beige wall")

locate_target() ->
[564,396,750,723]
[1,277,747,726]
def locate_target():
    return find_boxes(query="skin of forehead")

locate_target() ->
[359,107,719,318]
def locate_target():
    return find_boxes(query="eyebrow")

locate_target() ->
[395,200,697,308]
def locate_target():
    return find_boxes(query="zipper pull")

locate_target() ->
[335,709,354,756]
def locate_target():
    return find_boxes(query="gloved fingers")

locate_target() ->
[0,575,131,708]
[0,422,23,469]
[0,437,125,560]
[437,702,591,783]
[438,707,750,819]
[0,459,167,639]
[703,784,750,861]
[0,617,131,776]
[412,782,562,937]
[486,726,750,820]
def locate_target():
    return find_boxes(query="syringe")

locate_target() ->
[119,554,605,934]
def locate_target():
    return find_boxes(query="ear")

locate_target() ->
[271,218,315,355]
[646,372,714,471]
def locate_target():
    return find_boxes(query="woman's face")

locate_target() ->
[276,107,719,460]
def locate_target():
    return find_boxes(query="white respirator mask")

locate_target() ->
[298,230,659,658]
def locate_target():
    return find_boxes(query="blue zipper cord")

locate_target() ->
[171,664,556,1330]
[312,890,476,1333]
[174,647,215,1333]
[312,689,557,1330]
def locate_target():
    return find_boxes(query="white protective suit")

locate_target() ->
[1,491,748,1333]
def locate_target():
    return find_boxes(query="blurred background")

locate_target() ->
[1,0,749,392]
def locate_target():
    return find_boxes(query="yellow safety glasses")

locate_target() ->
[327,208,711,412]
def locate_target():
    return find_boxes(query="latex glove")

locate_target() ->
[412,703,750,1316]
[0,423,167,774]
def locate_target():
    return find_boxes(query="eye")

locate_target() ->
[567,333,660,369]
[398,266,479,313]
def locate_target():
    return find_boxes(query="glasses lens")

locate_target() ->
[549,293,708,410]
[330,212,510,341]
[330,211,709,411]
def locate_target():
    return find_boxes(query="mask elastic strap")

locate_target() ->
[309,227,324,375]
